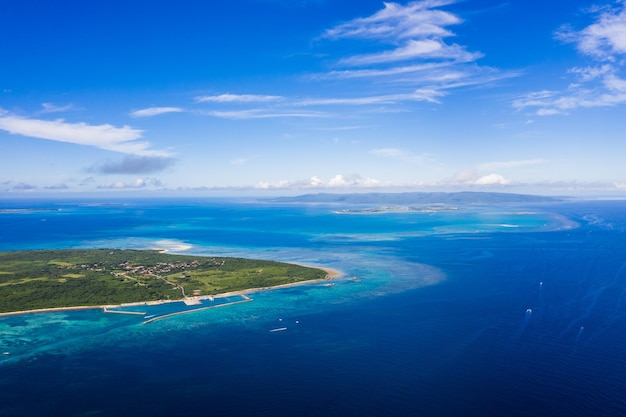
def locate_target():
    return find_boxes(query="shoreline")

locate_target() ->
[201,267,341,299]
[0,266,343,319]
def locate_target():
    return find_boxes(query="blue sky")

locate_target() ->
[1,0,626,196]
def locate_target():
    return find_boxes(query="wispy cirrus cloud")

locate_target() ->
[194,94,284,103]
[556,3,626,60]
[202,109,327,119]
[130,107,184,117]
[316,0,508,101]
[296,89,444,106]
[197,89,445,116]
[39,102,76,114]
[318,62,447,79]
[322,0,459,41]
[338,38,482,67]
[0,113,169,156]
[188,2,509,120]
[515,2,626,115]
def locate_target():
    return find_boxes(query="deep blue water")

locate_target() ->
[1,198,626,416]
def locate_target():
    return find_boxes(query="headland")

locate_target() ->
[0,249,339,318]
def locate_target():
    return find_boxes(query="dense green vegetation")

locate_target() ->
[0,249,327,313]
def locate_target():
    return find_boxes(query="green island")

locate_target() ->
[0,249,331,314]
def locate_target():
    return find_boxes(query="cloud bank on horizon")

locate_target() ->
[1,0,625,195]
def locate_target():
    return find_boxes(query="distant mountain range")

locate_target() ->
[269,191,563,205]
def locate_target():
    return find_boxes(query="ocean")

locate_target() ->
[1,197,625,416]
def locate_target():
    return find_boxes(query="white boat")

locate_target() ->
[269,327,287,332]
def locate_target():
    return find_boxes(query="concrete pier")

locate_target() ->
[102,307,146,316]
[142,296,253,325]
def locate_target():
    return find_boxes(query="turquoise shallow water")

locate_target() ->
[1,198,625,416]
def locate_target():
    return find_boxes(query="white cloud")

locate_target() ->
[322,0,459,41]
[340,39,481,66]
[296,89,445,106]
[322,0,483,72]
[255,180,290,190]
[195,90,444,118]
[556,3,626,61]
[568,64,612,81]
[130,107,184,117]
[190,2,509,118]
[315,0,512,107]
[536,108,564,116]
[203,109,327,119]
[318,62,445,80]
[97,177,163,189]
[254,174,386,190]
[195,94,283,103]
[473,173,511,185]
[173,2,509,122]
[444,170,512,186]
[514,82,626,115]
[518,2,626,115]
[297,96,394,106]
[363,177,383,187]
[0,114,169,156]
[513,90,557,107]
[328,174,353,187]
[321,64,519,91]
[603,73,626,92]
[340,39,442,65]
[40,102,75,114]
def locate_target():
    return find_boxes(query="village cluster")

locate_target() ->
[55,259,216,277]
